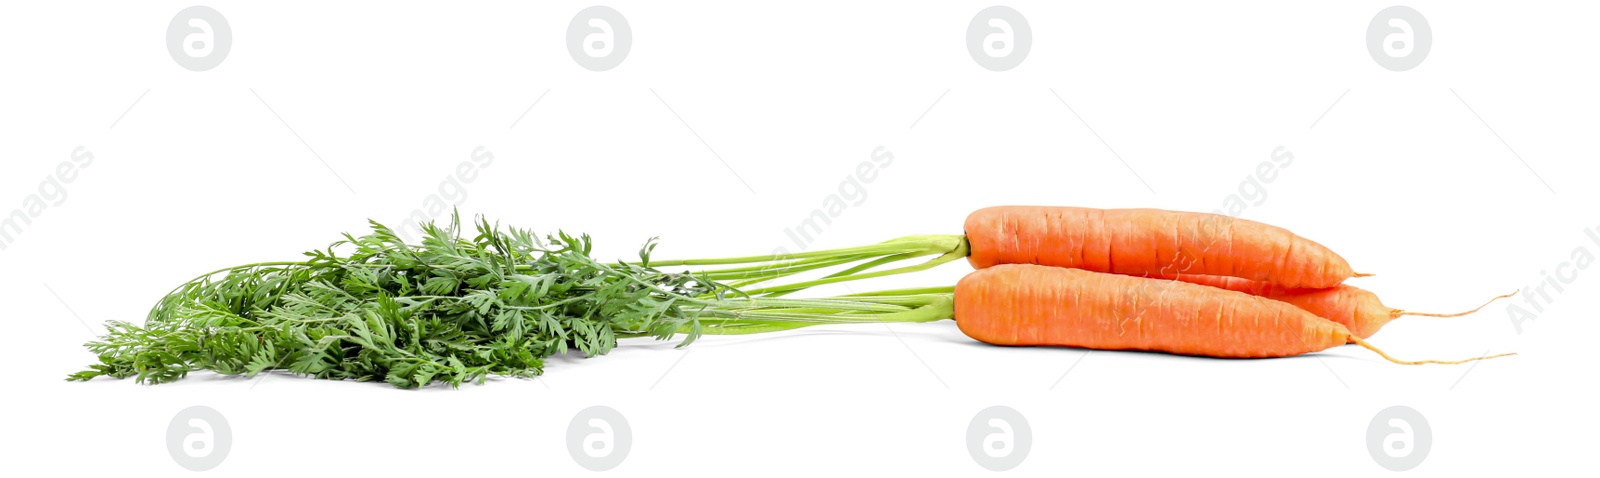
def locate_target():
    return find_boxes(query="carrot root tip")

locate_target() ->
[1348,336,1516,365]
[1400,290,1522,318]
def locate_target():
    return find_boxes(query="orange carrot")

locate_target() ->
[953,264,1507,363]
[1155,273,1515,339]
[963,206,1358,289]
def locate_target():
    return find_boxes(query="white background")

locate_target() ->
[2,2,1596,476]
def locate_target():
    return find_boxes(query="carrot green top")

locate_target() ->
[70,213,957,388]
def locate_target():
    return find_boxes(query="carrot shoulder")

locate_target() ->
[963,206,1356,289]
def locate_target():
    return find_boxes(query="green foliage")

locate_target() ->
[69,213,727,389]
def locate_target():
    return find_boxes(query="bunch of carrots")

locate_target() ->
[71,206,1512,388]
[658,206,1515,365]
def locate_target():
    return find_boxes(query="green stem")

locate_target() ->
[825,294,950,308]
[690,253,874,275]
[760,251,932,298]
[696,254,877,280]
[740,237,970,295]
[841,286,957,296]
[643,234,964,267]
[820,251,932,278]
[621,294,955,338]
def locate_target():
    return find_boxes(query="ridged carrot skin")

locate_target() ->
[1158,274,1394,338]
[953,264,1350,358]
[1158,274,1512,341]
[963,206,1356,289]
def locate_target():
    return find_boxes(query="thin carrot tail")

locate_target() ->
[1353,272,1376,278]
[1348,336,1516,365]
[1399,290,1519,318]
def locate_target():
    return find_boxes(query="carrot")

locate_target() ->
[953,264,1509,363]
[74,210,1504,389]
[964,206,1359,289]
[1154,273,1516,339]
[650,206,1362,295]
